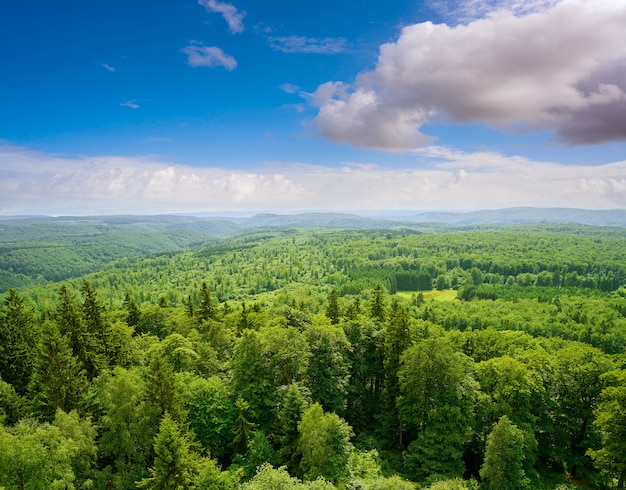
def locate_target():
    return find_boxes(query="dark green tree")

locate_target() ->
[305,323,351,415]
[57,284,101,380]
[0,289,35,393]
[197,281,216,322]
[145,350,185,423]
[398,338,478,480]
[231,329,274,425]
[123,292,142,327]
[369,284,386,323]
[383,299,412,446]
[326,289,340,325]
[29,320,88,417]
[231,397,258,455]
[81,279,110,363]
[274,383,310,469]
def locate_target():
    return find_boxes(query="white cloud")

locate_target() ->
[182,43,237,70]
[312,0,626,150]
[1,143,624,215]
[101,63,116,72]
[198,0,245,33]
[268,36,349,54]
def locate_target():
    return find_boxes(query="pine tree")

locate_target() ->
[30,320,88,417]
[137,413,200,490]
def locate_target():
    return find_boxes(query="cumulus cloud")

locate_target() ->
[182,43,237,70]
[268,36,349,54]
[1,143,625,215]
[311,0,626,150]
[198,0,245,33]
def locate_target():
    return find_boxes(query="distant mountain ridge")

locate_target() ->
[3,208,626,230]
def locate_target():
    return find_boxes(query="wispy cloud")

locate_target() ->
[311,0,626,151]
[182,43,237,70]
[101,63,116,72]
[120,100,140,109]
[279,83,301,94]
[198,0,245,33]
[1,143,624,216]
[268,36,349,54]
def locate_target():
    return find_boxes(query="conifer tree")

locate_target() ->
[197,281,216,322]
[30,320,88,417]
[326,289,340,325]
[369,284,386,322]
[137,413,200,490]
[0,289,35,393]
[123,293,142,327]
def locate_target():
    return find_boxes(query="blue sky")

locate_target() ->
[1,0,625,215]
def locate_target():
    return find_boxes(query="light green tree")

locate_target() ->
[0,420,76,489]
[297,402,353,483]
[480,416,529,489]
[588,369,626,489]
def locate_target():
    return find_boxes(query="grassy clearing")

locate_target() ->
[396,289,458,302]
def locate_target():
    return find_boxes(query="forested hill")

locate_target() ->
[1,208,625,293]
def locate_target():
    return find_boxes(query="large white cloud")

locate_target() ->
[311,0,626,150]
[1,144,624,216]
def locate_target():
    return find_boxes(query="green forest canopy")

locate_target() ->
[0,223,625,489]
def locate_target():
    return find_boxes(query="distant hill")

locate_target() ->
[1,208,624,293]
[404,208,626,227]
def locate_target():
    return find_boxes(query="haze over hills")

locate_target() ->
[4,207,626,229]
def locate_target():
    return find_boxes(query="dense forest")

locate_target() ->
[1,220,625,489]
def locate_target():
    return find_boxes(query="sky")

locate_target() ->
[1,0,626,216]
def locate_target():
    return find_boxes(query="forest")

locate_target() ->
[1,220,625,489]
